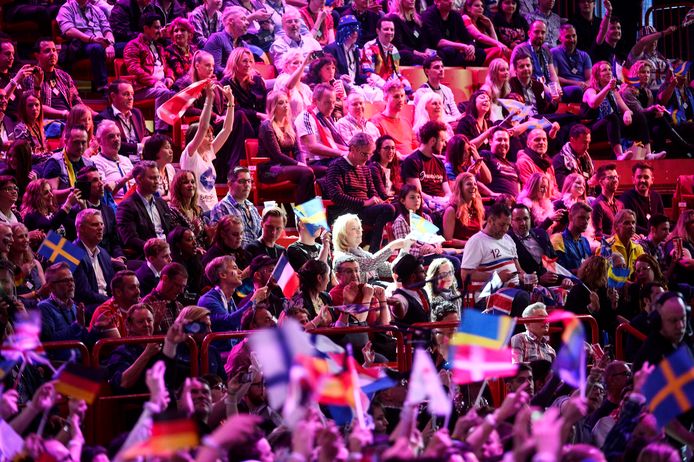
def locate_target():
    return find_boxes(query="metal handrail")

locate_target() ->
[615,322,648,361]
[43,340,91,366]
[91,335,199,376]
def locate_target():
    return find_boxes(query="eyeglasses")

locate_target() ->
[0,186,18,192]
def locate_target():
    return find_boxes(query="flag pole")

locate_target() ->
[346,344,365,428]
[474,380,487,407]
[12,359,27,390]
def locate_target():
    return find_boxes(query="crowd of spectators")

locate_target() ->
[0,0,693,460]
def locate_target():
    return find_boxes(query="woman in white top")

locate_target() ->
[180,82,235,212]
[273,49,313,116]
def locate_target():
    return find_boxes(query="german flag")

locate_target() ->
[122,412,200,459]
[54,363,102,404]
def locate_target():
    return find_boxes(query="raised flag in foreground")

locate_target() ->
[643,346,694,428]
[406,348,450,416]
[548,310,586,393]
[608,265,631,289]
[271,254,300,298]
[156,78,211,125]
[55,363,102,404]
[121,413,199,459]
[408,212,445,244]
[452,344,517,384]
[293,197,329,235]
[451,309,516,350]
[1,312,53,370]
[37,231,86,271]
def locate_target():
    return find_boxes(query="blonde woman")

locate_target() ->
[273,49,313,116]
[442,172,485,248]
[517,172,563,232]
[480,57,512,121]
[413,92,454,139]
[386,0,427,65]
[221,47,267,132]
[179,81,235,211]
[258,91,315,203]
[332,213,409,283]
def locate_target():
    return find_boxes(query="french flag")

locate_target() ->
[271,255,300,298]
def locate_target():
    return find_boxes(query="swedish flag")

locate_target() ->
[450,309,516,350]
[37,231,86,271]
[293,197,329,235]
[607,265,630,289]
[525,117,553,131]
[643,346,694,428]
[673,61,691,77]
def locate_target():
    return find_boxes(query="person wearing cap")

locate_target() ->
[325,15,368,86]
[342,0,382,47]
[389,253,430,326]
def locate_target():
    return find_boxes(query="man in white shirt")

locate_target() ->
[335,92,381,143]
[73,209,116,309]
[269,10,321,72]
[414,55,462,123]
[92,120,134,199]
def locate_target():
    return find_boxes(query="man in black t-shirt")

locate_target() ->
[421,0,485,66]
[400,121,451,214]
[481,127,521,196]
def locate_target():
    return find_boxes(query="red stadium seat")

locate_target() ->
[244,138,296,205]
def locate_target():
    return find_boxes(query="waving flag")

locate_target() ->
[673,61,691,77]
[1,312,53,370]
[406,348,451,416]
[643,346,694,428]
[156,78,211,125]
[55,363,103,404]
[621,66,641,87]
[478,271,503,299]
[408,212,444,244]
[525,117,554,131]
[450,309,515,350]
[542,256,574,277]
[499,98,534,122]
[486,288,522,315]
[293,197,329,235]
[548,310,586,394]
[271,254,300,298]
[452,344,517,384]
[121,412,199,459]
[608,265,631,289]
[37,231,86,272]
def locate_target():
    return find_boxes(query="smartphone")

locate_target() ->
[183,321,204,334]
[310,50,325,60]
[240,372,253,383]
[75,180,91,199]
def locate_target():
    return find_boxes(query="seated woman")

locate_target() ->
[552,172,589,234]
[273,50,313,116]
[163,18,198,81]
[619,253,666,320]
[257,91,315,204]
[492,0,528,50]
[288,259,334,322]
[201,215,252,273]
[368,135,401,200]
[444,134,492,195]
[169,170,207,247]
[442,172,485,248]
[66,104,98,158]
[167,226,204,298]
[1,140,37,199]
[299,0,336,46]
[9,222,47,308]
[413,92,454,139]
[386,0,428,65]
[20,179,83,235]
[517,172,563,232]
[180,82,234,212]
[455,90,498,150]
[332,213,409,283]
[304,54,347,119]
[142,135,176,202]
[221,47,267,135]
[461,0,510,64]
[480,58,512,122]
[13,92,49,158]
[425,257,462,320]
[581,61,655,161]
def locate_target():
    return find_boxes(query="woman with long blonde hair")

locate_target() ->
[480,57,511,121]
[387,0,426,65]
[442,172,485,248]
[518,172,563,232]
[169,170,206,246]
[221,47,267,133]
[258,91,315,203]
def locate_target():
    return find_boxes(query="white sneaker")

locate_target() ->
[617,150,634,160]
[646,151,667,160]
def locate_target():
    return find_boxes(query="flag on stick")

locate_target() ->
[270,254,300,298]
[406,348,451,416]
[37,231,85,271]
[293,197,329,235]
[452,344,517,384]
[450,309,516,350]
[548,310,586,395]
[121,412,199,459]
[55,363,102,404]
[643,346,694,428]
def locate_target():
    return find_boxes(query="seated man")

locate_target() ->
[636,213,669,270]
[39,262,107,360]
[109,0,165,54]
[598,209,645,275]
[244,207,287,260]
[550,202,592,274]
[116,161,174,259]
[400,121,452,214]
[505,362,535,395]
[508,51,559,117]
[421,0,484,67]
[389,254,429,326]
[329,255,390,327]
[296,84,348,174]
[97,80,149,163]
[324,16,367,86]
[90,270,141,336]
[510,20,560,89]
[552,123,594,190]
[361,17,410,90]
[91,120,134,200]
[480,127,522,196]
[516,128,560,199]
[413,55,462,124]
[123,13,175,133]
[524,0,562,46]
[141,262,187,334]
[591,163,623,241]
[325,132,396,251]
[198,256,251,333]
[370,80,417,158]
[56,0,115,92]
[269,10,321,72]
[204,6,252,78]
[208,168,262,248]
[42,124,95,198]
[73,209,117,309]
[189,0,224,49]
[135,238,172,297]
[335,92,381,144]
[511,302,556,363]
[619,162,664,236]
[550,24,592,103]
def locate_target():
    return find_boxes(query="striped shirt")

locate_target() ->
[460,231,520,287]
[324,157,376,210]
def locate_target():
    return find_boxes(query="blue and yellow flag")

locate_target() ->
[643,346,694,428]
[548,310,586,392]
[450,309,516,350]
[409,212,444,244]
[293,197,329,235]
[498,98,534,123]
[607,265,631,289]
[674,61,691,77]
[37,231,86,271]
[525,117,553,131]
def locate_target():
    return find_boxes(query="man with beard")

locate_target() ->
[550,24,592,103]
[481,127,521,195]
[516,128,560,199]
[204,6,252,78]
[550,202,592,274]
[72,209,118,309]
[591,163,623,241]
[90,270,141,336]
[510,20,560,87]
[91,120,134,200]
[269,10,321,72]
[619,162,664,235]
[598,209,644,274]
[552,124,594,190]
[400,120,452,214]
[208,167,261,248]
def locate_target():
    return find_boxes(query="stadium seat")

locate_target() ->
[673,175,694,222]
[113,59,157,120]
[244,138,296,205]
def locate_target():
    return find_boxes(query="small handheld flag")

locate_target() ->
[450,309,516,350]
[37,231,86,271]
[486,288,521,315]
[548,310,586,395]
[452,344,517,384]
[293,197,330,235]
[478,271,503,299]
[525,117,554,131]
[643,346,694,428]
[1,312,54,372]
[607,265,631,289]
[408,212,445,244]
[673,61,691,77]
[156,78,211,125]
[55,363,103,404]
[499,98,534,122]
[270,254,300,298]
[121,412,200,459]
[406,348,451,416]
